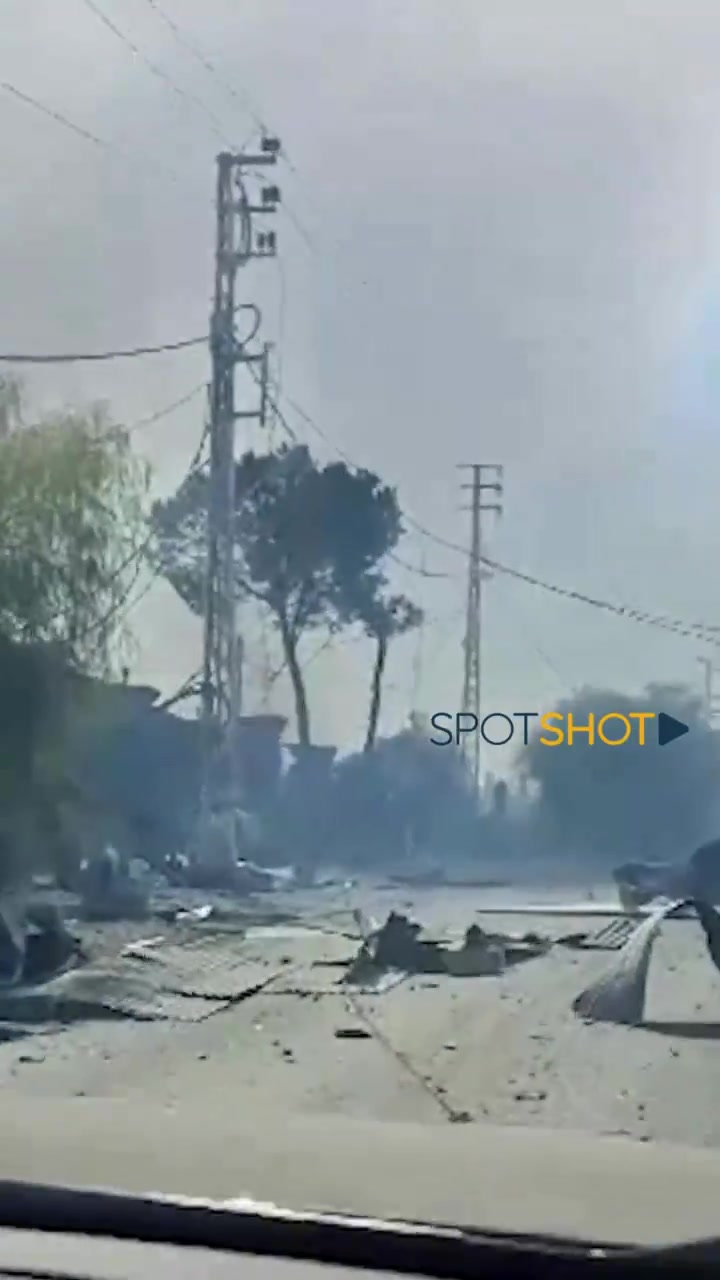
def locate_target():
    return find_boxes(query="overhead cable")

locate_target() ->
[0,335,207,365]
[79,0,234,148]
[1,79,188,189]
[271,388,720,647]
[139,0,267,137]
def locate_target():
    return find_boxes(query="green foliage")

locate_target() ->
[354,589,423,643]
[520,683,720,863]
[359,592,423,751]
[0,376,151,674]
[154,442,404,629]
[153,442,415,744]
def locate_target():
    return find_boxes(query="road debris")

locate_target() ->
[573,901,676,1026]
[557,918,636,952]
[343,911,550,989]
[0,899,85,988]
[572,897,720,1026]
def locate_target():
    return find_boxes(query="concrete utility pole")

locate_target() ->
[458,463,503,793]
[410,548,427,716]
[202,140,280,804]
[698,656,720,725]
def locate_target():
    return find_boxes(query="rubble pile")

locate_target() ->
[343,911,551,988]
[0,900,85,988]
[572,896,720,1026]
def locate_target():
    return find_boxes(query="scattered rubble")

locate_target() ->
[342,911,551,989]
[573,902,672,1026]
[557,918,635,952]
[0,899,85,987]
[387,869,509,890]
[572,897,720,1026]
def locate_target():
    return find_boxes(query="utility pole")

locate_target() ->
[458,463,503,794]
[698,656,720,725]
[201,139,280,813]
[410,548,427,717]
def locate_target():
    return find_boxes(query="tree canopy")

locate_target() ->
[153,442,416,743]
[0,376,151,674]
[356,591,423,752]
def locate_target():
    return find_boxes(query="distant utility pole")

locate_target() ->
[202,140,280,800]
[410,548,427,715]
[458,463,503,792]
[698,656,720,725]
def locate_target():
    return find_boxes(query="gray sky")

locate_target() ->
[3,0,720,760]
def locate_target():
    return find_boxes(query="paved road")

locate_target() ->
[1,885,719,1150]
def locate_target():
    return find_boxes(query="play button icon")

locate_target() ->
[657,712,689,747]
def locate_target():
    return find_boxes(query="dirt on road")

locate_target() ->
[1,884,719,1150]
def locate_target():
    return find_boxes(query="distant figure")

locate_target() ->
[492,779,508,819]
[84,845,121,899]
[686,838,720,901]
[80,846,148,922]
[163,851,190,886]
[690,897,720,972]
[0,898,25,986]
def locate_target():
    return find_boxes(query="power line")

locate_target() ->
[132,0,316,252]
[80,0,315,254]
[0,305,262,366]
[389,551,450,579]
[79,0,234,149]
[0,334,207,365]
[84,406,211,634]
[494,575,575,694]
[137,0,313,214]
[246,367,299,442]
[139,0,267,137]
[125,383,206,437]
[1,79,189,190]
[0,381,205,448]
[2,80,108,151]
[270,389,720,648]
[402,511,720,650]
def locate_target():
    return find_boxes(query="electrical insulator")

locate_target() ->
[257,230,277,255]
[260,136,281,154]
[261,185,281,205]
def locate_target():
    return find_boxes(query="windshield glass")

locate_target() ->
[1,0,719,1249]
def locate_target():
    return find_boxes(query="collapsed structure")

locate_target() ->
[573,896,720,1026]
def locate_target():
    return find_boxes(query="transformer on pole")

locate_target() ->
[458,463,503,795]
[201,139,280,816]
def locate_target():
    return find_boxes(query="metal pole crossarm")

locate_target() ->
[200,145,283,842]
[244,203,280,215]
[234,348,266,365]
[229,152,279,167]
[458,462,505,801]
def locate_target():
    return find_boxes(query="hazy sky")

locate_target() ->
[3,0,720,761]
